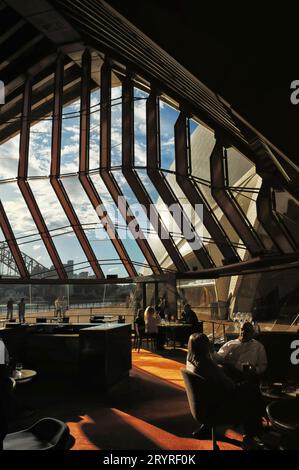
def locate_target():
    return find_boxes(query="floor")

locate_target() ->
[9,348,243,450]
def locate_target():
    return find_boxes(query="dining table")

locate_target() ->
[12,369,37,385]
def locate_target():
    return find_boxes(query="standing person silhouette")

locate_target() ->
[18,298,26,324]
[6,298,13,321]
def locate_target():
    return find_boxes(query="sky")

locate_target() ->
[0,85,199,278]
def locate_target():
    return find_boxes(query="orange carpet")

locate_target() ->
[64,349,242,450]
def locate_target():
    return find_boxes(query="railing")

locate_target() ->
[0,301,129,315]
[0,305,135,326]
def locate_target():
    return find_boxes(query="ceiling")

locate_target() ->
[104,0,299,166]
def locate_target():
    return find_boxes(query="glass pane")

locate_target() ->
[0,134,19,180]
[68,282,136,324]
[61,99,80,174]
[28,77,54,177]
[0,182,57,278]
[190,122,243,258]
[28,117,52,176]
[226,147,254,186]
[91,174,151,274]
[0,227,20,278]
[62,177,127,278]
[0,284,29,319]
[159,100,179,170]
[90,88,101,170]
[29,179,92,279]
[146,283,155,306]
[163,170,223,267]
[274,189,299,245]
[134,87,148,167]
[137,169,197,270]
[111,75,122,167]
[224,269,299,329]
[176,278,217,324]
[227,147,274,252]
[190,120,215,181]
[113,171,169,273]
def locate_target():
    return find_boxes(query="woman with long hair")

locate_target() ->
[186,333,235,393]
[144,306,161,334]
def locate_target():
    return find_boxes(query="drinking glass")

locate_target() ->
[15,362,23,378]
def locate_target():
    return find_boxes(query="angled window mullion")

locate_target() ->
[0,200,29,279]
[146,90,213,269]
[78,49,136,278]
[50,53,104,279]
[210,138,264,256]
[18,78,67,281]
[174,112,240,262]
[122,73,188,273]
[99,59,162,275]
[257,182,296,253]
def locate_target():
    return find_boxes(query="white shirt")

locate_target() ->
[214,338,267,374]
[0,339,9,366]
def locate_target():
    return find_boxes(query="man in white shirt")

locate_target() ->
[214,322,267,376]
[0,337,9,366]
[0,336,10,450]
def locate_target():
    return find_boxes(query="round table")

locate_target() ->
[12,369,37,384]
[267,398,299,432]
[260,381,299,401]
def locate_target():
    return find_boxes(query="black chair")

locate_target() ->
[133,325,157,353]
[3,418,70,450]
[181,368,251,450]
[181,368,221,449]
[266,398,299,449]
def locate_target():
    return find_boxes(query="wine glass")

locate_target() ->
[15,362,23,378]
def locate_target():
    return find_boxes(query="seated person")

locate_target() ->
[187,333,235,398]
[214,322,267,378]
[134,308,145,337]
[144,306,161,335]
[186,333,264,438]
[182,304,199,328]
[0,336,11,450]
[155,305,165,320]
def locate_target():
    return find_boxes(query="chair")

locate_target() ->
[181,368,221,450]
[133,324,145,352]
[133,324,157,352]
[266,398,299,449]
[181,368,249,450]
[144,332,157,352]
[3,418,70,450]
